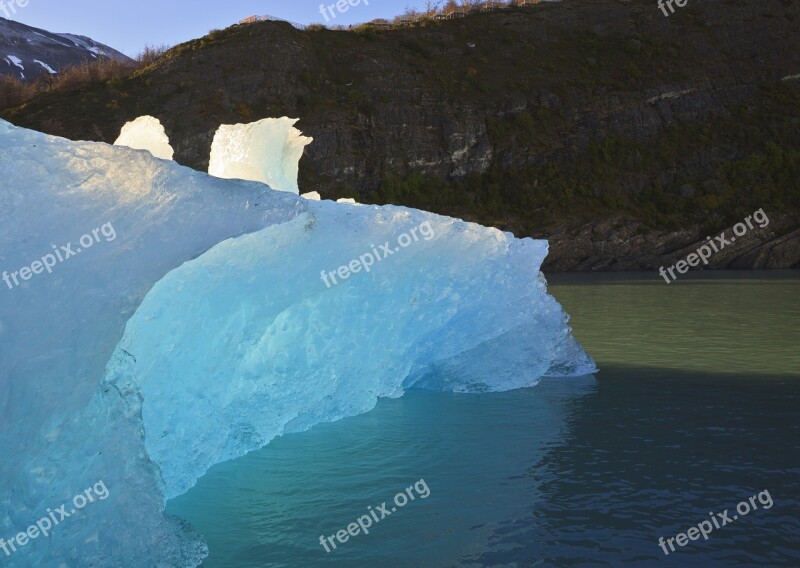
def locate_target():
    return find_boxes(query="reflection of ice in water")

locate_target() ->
[167,376,598,568]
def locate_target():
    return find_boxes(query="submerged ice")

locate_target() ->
[0,119,595,566]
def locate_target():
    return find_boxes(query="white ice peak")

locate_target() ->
[208,117,313,194]
[114,115,175,161]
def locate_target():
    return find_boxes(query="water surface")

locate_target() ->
[167,272,800,567]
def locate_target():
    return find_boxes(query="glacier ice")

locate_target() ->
[113,115,175,160]
[208,117,313,194]
[0,119,595,566]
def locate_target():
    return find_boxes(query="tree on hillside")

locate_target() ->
[424,1,442,17]
[395,5,420,22]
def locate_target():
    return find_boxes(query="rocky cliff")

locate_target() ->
[3,0,799,271]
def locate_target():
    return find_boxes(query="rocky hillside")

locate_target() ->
[0,17,131,81]
[3,0,799,271]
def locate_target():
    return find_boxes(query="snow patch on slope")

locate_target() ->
[6,55,23,69]
[34,59,57,74]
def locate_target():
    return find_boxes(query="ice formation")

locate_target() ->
[208,117,313,194]
[113,115,175,160]
[0,119,595,566]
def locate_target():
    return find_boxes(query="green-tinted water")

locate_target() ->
[167,272,800,567]
[549,271,800,376]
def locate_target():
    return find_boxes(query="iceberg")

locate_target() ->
[0,119,595,566]
[208,117,313,194]
[301,190,322,200]
[113,115,175,160]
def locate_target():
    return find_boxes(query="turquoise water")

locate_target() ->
[167,272,800,567]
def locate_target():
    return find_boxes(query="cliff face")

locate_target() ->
[4,0,799,271]
[544,214,800,272]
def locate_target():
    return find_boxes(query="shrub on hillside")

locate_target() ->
[0,75,35,109]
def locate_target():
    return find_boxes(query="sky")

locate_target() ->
[5,0,429,57]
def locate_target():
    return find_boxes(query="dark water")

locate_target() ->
[167,272,800,567]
